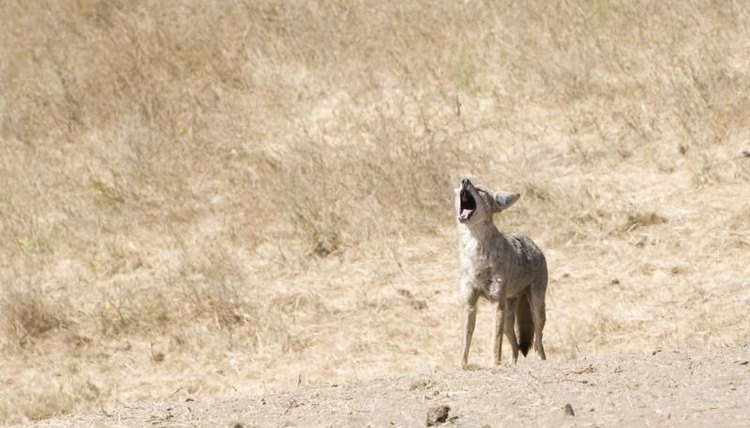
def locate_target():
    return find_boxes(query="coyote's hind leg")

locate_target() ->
[503,297,520,363]
[530,278,547,360]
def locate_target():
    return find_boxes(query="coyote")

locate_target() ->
[455,178,547,368]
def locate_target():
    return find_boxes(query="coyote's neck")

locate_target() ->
[457,222,508,257]
[459,221,501,242]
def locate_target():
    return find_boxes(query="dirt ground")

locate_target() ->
[29,346,749,427]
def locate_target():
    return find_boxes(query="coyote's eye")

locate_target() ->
[458,189,477,222]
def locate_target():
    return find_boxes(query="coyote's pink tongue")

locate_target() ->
[461,209,473,219]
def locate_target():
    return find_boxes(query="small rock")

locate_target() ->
[232,423,244,428]
[670,266,688,275]
[564,403,575,416]
[426,405,450,426]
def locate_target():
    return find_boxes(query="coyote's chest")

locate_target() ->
[460,237,492,275]
[458,233,505,300]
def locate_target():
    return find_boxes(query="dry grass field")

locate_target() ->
[1,0,749,424]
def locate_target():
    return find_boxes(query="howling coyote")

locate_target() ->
[455,178,547,368]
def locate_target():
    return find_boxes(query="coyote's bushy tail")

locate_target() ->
[517,292,534,357]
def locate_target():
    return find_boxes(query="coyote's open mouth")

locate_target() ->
[458,188,477,222]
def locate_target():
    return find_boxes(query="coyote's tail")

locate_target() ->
[517,292,534,357]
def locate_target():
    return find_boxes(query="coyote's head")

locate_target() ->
[455,178,520,225]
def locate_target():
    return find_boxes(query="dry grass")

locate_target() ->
[1,284,66,348]
[1,0,750,423]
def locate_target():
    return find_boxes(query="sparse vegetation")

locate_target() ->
[1,0,749,423]
[2,284,66,348]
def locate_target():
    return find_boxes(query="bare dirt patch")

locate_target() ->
[30,347,750,427]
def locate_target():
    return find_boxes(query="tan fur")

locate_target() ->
[455,178,548,368]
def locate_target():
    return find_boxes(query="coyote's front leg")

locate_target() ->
[461,288,479,370]
[491,277,506,365]
[493,299,504,365]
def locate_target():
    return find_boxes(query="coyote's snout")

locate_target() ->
[455,178,548,369]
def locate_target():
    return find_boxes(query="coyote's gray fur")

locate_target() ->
[455,178,547,368]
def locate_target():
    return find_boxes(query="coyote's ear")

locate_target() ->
[491,191,520,213]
